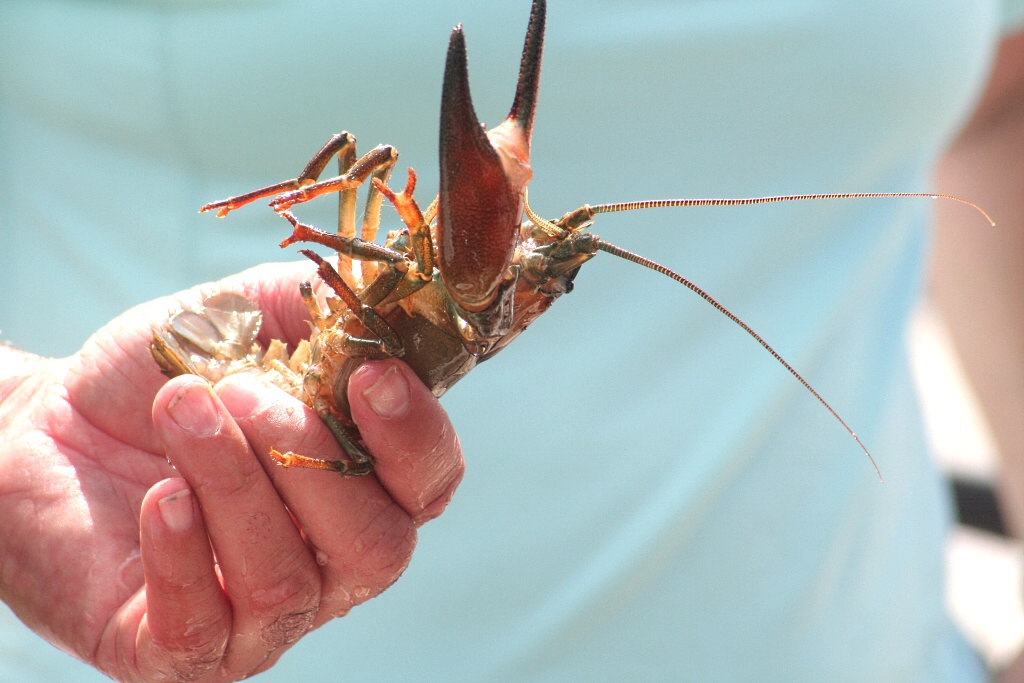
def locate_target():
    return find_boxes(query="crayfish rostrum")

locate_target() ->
[152,0,990,478]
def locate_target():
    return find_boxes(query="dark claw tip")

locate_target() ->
[508,0,546,138]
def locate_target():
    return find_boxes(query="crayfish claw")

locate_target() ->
[438,21,532,312]
[507,0,545,141]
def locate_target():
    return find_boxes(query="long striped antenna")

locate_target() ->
[527,191,994,482]
[588,192,995,225]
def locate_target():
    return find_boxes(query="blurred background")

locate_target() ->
[1,1,1021,680]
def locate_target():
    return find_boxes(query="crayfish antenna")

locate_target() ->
[577,189,995,481]
[594,239,884,483]
[587,193,995,226]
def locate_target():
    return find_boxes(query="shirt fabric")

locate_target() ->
[2,1,1023,681]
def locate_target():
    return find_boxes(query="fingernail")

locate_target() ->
[362,364,409,419]
[216,373,264,419]
[158,487,194,533]
[167,383,223,437]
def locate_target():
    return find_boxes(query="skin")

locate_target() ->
[0,261,464,682]
[930,28,1024,681]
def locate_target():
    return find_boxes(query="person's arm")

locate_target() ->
[0,262,464,682]
[930,28,1024,534]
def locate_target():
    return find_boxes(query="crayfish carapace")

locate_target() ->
[152,0,991,480]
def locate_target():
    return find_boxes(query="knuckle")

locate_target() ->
[165,645,225,682]
[259,608,318,650]
[346,500,418,591]
[247,556,322,647]
[141,626,229,683]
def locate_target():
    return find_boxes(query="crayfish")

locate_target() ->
[152,0,990,479]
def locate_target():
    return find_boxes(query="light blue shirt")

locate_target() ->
[2,1,1023,680]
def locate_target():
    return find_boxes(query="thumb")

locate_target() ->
[347,359,464,525]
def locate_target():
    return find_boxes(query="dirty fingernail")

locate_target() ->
[168,383,223,437]
[158,487,194,533]
[362,364,409,419]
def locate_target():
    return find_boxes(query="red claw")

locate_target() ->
[438,0,545,313]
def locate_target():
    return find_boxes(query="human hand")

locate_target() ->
[0,262,464,682]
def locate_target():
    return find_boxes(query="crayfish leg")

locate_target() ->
[199,132,358,217]
[270,405,374,476]
[358,157,397,283]
[268,145,398,213]
[270,449,374,476]
[279,210,405,264]
[335,136,359,284]
[373,169,435,282]
[298,281,331,331]
[299,249,405,356]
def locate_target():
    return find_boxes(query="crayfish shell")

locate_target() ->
[151,291,310,401]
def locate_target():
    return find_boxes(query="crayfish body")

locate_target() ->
[153,0,597,475]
